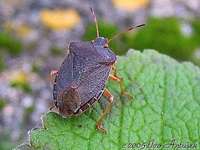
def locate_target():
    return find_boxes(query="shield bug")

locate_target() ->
[50,8,145,133]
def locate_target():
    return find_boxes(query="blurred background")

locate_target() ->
[0,0,200,149]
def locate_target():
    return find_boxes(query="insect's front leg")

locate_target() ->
[96,88,113,133]
[50,70,58,83]
[50,70,58,76]
[109,74,133,99]
[111,63,127,95]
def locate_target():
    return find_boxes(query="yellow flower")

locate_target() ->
[10,71,32,93]
[40,9,81,30]
[10,71,28,84]
[112,0,149,12]
[3,21,33,38]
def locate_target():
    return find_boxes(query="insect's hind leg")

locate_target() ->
[96,88,113,133]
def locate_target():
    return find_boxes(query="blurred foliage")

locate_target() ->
[0,31,23,56]
[0,55,6,72]
[131,17,198,61]
[22,106,35,126]
[10,71,32,93]
[112,0,149,12]
[191,51,200,66]
[191,19,200,45]
[83,20,118,40]
[32,63,42,74]
[0,132,15,150]
[10,81,32,93]
[0,98,6,110]
[190,19,200,66]
[40,9,81,30]
[50,46,63,56]
[82,20,129,55]
[83,17,200,61]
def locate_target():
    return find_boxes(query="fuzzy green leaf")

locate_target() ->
[17,50,200,150]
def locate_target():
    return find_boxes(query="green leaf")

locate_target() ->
[17,50,200,150]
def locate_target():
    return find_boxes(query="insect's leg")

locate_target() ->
[112,63,117,77]
[50,70,58,77]
[96,88,113,133]
[49,105,56,111]
[111,64,126,95]
[50,70,58,83]
[109,75,133,99]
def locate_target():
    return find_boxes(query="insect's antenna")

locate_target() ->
[108,24,145,43]
[90,7,100,37]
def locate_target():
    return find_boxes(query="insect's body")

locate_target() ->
[51,8,143,132]
[53,37,116,117]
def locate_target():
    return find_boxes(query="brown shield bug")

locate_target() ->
[50,8,145,133]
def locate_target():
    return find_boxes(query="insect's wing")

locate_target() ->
[72,53,99,82]
[55,41,114,106]
[58,87,81,116]
[54,48,101,100]
[77,63,111,106]
[54,53,74,100]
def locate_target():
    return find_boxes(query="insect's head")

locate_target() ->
[94,37,109,48]
[90,8,145,48]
